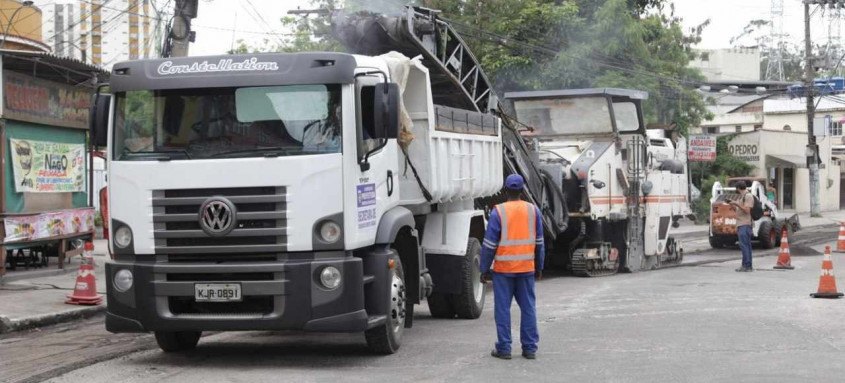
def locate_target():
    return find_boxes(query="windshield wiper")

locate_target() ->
[210,146,295,158]
[121,148,192,161]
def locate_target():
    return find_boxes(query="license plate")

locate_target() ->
[195,283,242,302]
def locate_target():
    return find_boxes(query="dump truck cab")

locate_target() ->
[94,52,502,354]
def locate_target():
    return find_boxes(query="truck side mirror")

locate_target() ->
[373,82,400,139]
[89,93,111,148]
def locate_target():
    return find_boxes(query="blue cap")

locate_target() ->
[505,174,524,190]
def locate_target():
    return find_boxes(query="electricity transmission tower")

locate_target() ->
[765,0,786,81]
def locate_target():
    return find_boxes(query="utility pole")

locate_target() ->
[167,0,198,57]
[805,1,822,217]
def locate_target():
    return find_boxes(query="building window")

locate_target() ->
[754,124,762,130]
[831,121,843,136]
[783,124,791,131]
[735,125,742,133]
[707,127,718,134]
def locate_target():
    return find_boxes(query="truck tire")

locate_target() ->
[365,254,406,354]
[453,238,486,319]
[709,235,723,249]
[427,292,455,318]
[758,220,776,249]
[154,331,201,352]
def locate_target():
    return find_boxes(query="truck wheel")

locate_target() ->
[427,292,455,318]
[759,221,775,249]
[709,235,723,249]
[365,255,406,354]
[154,331,201,352]
[453,238,486,319]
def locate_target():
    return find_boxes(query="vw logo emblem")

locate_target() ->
[199,198,237,236]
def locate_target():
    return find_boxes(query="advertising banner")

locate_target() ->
[10,138,86,193]
[3,208,95,243]
[2,70,91,129]
[688,135,717,162]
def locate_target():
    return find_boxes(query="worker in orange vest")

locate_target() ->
[481,174,545,360]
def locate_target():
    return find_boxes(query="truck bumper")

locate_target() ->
[104,252,370,333]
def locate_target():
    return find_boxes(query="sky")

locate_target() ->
[187,0,841,56]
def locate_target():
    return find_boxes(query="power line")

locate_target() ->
[446,19,703,89]
[46,0,115,44]
[240,0,285,46]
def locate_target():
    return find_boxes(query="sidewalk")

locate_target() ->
[0,240,109,333]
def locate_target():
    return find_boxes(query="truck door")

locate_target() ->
[344,74,401,248]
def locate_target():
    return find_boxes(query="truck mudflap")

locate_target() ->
[105,252,374,333]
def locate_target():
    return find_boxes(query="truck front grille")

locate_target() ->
[153,186,287,256]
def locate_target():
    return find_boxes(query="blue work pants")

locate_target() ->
[492,272,538,354]
[738,225,753,268]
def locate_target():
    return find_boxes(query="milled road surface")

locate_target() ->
[3,227,843,382]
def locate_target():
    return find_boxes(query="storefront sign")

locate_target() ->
[728,144,760,162]
[2,70,91,129]
[688,135,717,162]
[10,138,85,193]
[3,208,95,243]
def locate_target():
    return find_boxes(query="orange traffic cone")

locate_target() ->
[836,222,845,253]
[773,227,794,270]
[810,246,844,299]
[66,243,102,305]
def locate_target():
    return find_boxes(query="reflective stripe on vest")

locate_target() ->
[493,201,536,273]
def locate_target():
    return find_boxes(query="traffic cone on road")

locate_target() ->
[773,227,794,270]
[65,243,102,305]
[835,222,845,253]
[810,246,844,299]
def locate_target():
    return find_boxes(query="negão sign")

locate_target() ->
[10,138,85,193]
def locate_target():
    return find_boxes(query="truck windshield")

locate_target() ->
[514,97,613,136]
[113,84,341,160]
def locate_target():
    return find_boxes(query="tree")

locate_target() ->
[262,0,710,134]
[421,0,710,134]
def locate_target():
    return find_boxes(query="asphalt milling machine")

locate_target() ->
[332,6,694,276]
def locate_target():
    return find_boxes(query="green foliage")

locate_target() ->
[248,0,710,135]
[423,0,711,135]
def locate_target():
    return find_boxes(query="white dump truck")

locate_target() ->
[92,50,508,354]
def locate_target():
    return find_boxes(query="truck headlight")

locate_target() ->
[113,269,134,292]
[114,226,132,249]
[319,221,342,244]
[320,266,342,289]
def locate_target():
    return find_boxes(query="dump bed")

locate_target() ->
[398,90,503,204]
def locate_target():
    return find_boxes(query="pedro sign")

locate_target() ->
[688,135,717,162]
[10,138,85,193]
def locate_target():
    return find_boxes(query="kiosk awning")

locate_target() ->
[766,154,807,168]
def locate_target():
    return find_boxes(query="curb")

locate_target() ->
[0,305,106,334]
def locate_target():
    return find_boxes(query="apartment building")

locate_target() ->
[37,0,155,68]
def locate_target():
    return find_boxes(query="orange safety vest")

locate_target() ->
[493,200,537,273]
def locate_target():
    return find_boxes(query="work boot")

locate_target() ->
[490,350,511,360]
[522,351,536,360]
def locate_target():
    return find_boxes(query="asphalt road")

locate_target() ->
[3,228,843,383]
